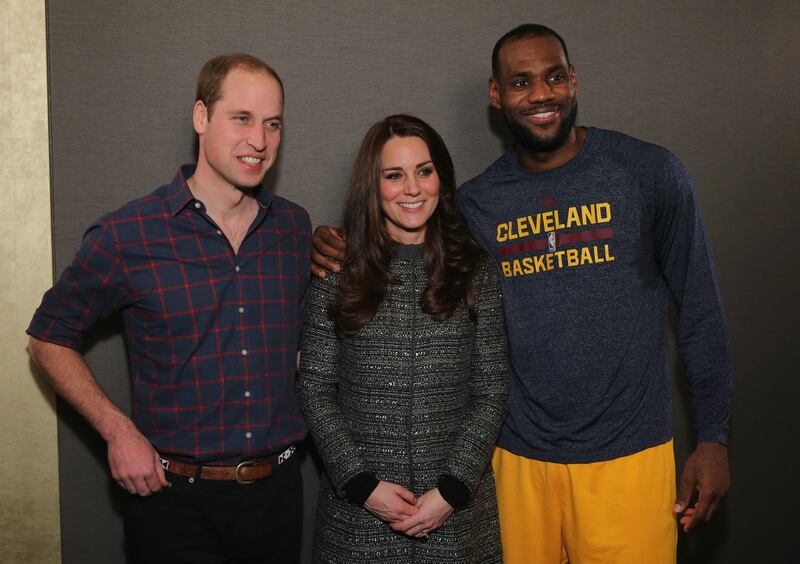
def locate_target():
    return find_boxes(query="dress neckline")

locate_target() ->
[391,243,424,259]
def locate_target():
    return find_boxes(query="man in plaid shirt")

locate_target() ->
[27,53,311,563]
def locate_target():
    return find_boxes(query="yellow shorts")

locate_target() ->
[492,441,677,564]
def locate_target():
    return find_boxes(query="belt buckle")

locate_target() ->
[235,460,257,485]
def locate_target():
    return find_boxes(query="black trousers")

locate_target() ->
[124,456,302,564]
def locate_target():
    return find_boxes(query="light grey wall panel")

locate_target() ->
[47,1,799,562]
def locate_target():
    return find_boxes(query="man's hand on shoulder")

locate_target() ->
[311,226,347,278]
[673,441,730,532]
[107,422,170,496]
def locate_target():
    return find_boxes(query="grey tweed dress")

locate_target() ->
[298,246,509,563]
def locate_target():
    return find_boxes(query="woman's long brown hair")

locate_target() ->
[330,114,482,335]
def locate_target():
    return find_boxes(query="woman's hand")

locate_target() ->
[364,480,418,523]
[392,488,454,537]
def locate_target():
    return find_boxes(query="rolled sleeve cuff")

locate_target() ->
[26,312,87,351]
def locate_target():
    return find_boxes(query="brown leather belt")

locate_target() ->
[160,445,296,485]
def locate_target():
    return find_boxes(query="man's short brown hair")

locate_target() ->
[196,53,284,118]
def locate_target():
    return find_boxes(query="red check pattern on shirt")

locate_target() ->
[28,165,310,463]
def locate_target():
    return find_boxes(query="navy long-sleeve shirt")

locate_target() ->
[457,128,732,463]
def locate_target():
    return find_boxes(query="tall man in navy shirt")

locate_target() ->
[28,53,311,563]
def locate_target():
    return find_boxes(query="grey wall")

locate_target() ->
[47,1,799,562]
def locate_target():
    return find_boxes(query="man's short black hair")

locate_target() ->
[492,24,571,78]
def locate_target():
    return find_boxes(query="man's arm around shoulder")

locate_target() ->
[28,337,168,496]
[310,225,346,278]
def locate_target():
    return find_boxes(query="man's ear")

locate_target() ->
[193,100,208,135]
[488,77,502,110]
[569,64,578,92]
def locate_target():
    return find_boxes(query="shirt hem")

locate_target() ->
[497,432,674,464]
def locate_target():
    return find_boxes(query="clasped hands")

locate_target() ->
[364,480,453,538]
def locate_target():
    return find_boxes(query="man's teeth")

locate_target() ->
[532,111,557,118]
[239,156,262,165]
[398,202,424,209]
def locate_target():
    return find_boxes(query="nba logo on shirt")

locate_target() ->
[547,231,557,252]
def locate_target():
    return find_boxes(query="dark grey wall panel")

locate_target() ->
[47,2,799,562]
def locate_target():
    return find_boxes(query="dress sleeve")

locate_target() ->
[26,219,129,349]
[297,274,372,496]
[439,257,509,495]
[650,151,732,444]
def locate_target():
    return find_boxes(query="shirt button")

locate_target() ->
[235,265,240,272]
[238,306,245,314]
[194,201,202,209]
[245,432,252,439]
[244,390,251,398]
[241,349,248,356]
[216,229,222,236]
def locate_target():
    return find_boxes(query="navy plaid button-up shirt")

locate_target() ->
[28,165,310,463]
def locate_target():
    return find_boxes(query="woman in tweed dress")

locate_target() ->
[298,114,509,563]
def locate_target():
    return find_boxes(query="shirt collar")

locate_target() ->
[165,164,274,216]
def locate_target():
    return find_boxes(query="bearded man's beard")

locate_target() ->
[506,102,578,153]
